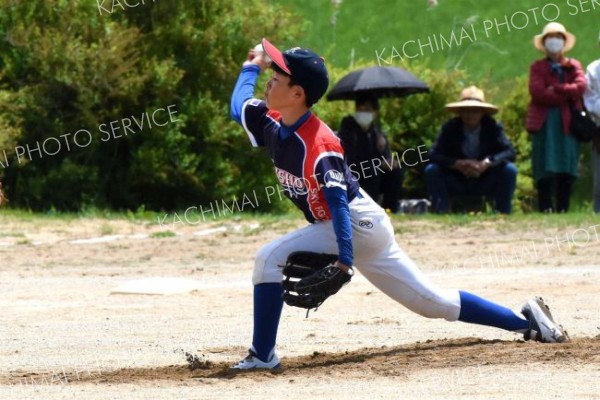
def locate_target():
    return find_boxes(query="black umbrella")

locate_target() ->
[326,66,429,101]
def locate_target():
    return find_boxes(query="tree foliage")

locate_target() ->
[0,0,302,211]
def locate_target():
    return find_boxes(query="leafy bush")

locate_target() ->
[0,0,303,212]
[496,76,535,212]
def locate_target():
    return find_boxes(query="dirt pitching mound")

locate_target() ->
[5,336,599,385]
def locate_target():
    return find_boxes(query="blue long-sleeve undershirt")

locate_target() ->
[323,186,353,266]
[231,64,261,125]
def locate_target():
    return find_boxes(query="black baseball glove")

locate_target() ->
[280,251,353,315]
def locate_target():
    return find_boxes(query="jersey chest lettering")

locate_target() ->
[274,167,310,196]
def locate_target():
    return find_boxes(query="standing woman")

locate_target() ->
[526,22,587,213]
[583,30,600,213]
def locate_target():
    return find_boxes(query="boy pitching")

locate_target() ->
[229,38,565,369]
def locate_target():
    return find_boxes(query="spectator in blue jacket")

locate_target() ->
[425,86,517,213]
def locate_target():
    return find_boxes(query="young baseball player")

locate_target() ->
[229,38,566,370]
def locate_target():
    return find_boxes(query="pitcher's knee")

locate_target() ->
[252,244,283,285]
[414,303,460,321]
[410,291,461,321]
[416,305,458,321]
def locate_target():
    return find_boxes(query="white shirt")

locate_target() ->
[584,59,600,126]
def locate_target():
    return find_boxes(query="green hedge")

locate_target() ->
[0,0,303,212]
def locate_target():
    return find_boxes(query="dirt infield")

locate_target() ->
[1,215,599,399]
[8,337,600,382]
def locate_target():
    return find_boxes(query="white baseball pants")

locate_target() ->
[253,192,461,321]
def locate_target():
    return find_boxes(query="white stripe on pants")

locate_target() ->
[253,194,461,321]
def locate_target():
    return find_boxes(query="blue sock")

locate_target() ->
[252,283,284,362]
[458,291,529,331]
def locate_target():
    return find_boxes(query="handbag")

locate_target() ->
[569,100,597,142]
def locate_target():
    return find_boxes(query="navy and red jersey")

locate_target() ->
[231,65,359,266]
[240,98,360,223]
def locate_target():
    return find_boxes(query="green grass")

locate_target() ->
[400,209,597,224]
[388,208,600,238]
[2,206,597,232]
[275,0,600,83]
[150,230,177,239]
[0,206,159,224]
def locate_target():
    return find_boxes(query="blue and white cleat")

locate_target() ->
[521,296,567,343]
[231,349,281,370]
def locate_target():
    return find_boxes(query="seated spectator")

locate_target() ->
[424,86,517,214]
[337,94,403,212]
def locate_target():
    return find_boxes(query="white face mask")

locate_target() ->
[544,37,565,54]
[354,111,375,129]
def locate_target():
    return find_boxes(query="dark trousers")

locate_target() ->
[536,174,576,213]
[425,163,517,214]
[359,168,403,213]
[380,168,403,213]
[359,175,382,203]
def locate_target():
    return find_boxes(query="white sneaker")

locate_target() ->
[231,349,281,370]
[521,297,567,343]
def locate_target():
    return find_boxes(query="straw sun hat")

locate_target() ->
[533,22,576,53]
[445,86,498,114]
